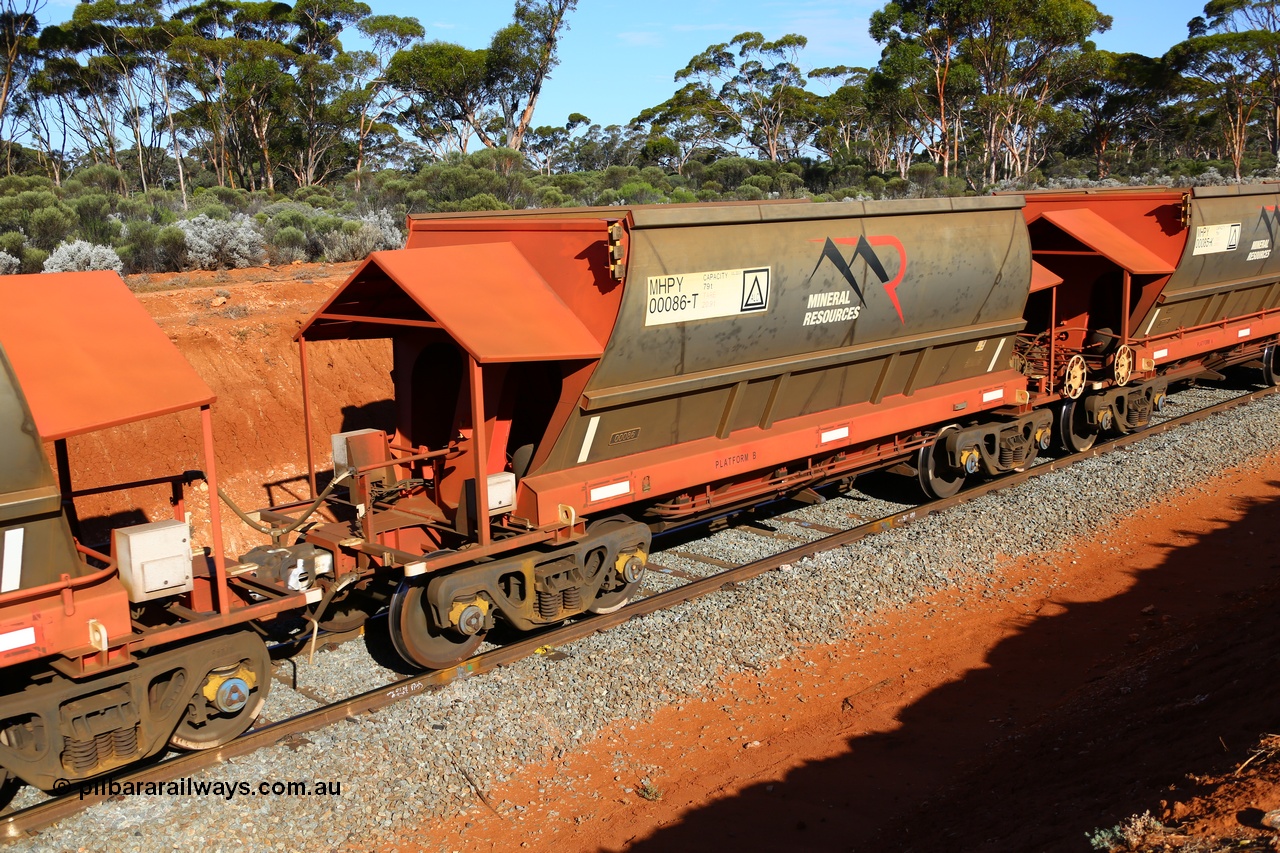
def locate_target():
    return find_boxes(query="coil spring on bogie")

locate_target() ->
[537,590,559,620]
[113,724,139,758]
[1128,397,1151,428]
[999,436,1029,468]
[562,586,581,611]
[63,737,99,773]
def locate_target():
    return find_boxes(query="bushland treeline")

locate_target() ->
[0,0,1277,275]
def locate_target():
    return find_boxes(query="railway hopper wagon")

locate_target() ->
[1016,185,1280,450]
[293,197,1053,669]
[3,188,1278,799]
[0,273,315,794]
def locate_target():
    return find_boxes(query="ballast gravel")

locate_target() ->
[14,379,1280,852]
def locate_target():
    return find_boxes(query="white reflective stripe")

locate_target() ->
[1153,348,1168,360]
[982,388,1004,403]
[820,426,849,444]
[1238,327,1251,338]
[577,416,600,464]
[986,337,1006,372]
[589,481,630,502]
[1143,308,1161,336]
[0,626,35,653]
[1,528,23,594]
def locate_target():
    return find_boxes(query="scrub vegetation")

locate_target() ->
[0,0,1276,273]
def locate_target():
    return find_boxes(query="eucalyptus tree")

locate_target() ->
[387,40,489,156]
[169,0,295,190]
[959,0,1111,183]
[1060,51,1168,177]
[389,0,575,156]
[487,0,576,151]
[283,0,369,187]
[1186,0,1280,164]
[336,13,423,189]
[808,65,873,165]
[870,0,978,177]
[1169,6,1277,177]
[0,1,41,146]
[632,86,734,175]
[673,31,815,161]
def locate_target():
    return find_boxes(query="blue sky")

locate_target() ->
[372,0,1212,130]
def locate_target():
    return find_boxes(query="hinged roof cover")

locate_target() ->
[299,243,604,363]
[1029,260,1063,292]
[1036,208,1176,275]
[0,271,215,441]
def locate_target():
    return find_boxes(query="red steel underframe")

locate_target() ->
[523,370,1030,523]
[1136,308,1280,367]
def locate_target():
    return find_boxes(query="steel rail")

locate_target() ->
[4,382,1278,841]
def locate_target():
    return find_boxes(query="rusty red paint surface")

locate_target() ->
[0,272,215,440]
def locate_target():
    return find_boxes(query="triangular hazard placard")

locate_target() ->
[742,270,768,311]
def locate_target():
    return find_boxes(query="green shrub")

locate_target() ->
[19,247,47,274]
[196,185,250,210]
[271,208,311,233]
[68,194,118,245]
[272,226,307,249]
[0,231,23,256]
[76,163,125,194]
[775,172,805,197]
[191,203,230,221]
[119,221,188,273]
[446,192,510,212]
[617,180,663,204]
[28,205,78,250]
[908,163,938,188]
[535,186,574,208]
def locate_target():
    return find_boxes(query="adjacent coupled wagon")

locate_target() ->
[0,187,1277,798]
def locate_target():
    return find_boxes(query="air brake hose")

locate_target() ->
[217,469,352,545]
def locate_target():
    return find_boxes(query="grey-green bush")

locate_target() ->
[43,240,124,274]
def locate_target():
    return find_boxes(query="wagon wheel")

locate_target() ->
[1264,344,1280,386]
[1057,399,1098,453]
[1060,354,1088,399]
[169,632,271,750]
[388,580,483,671]
[314,596,369,633]
[1113,345,1134,386]
[310,577,388,634]
[587,517,645,615]
[916,427,965,500]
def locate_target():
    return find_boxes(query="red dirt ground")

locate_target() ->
[65,266,1280,851]
[401,454,1280,853]
[64,263,394,554]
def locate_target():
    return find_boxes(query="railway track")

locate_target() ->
[4,380,1278,842]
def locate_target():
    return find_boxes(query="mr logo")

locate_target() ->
[806,235,908,323]
[1259,204,1280,240]
[741,268,769,312]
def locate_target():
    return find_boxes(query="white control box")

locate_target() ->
[487,472,516,515]
[113,519,193,603]
[331,428,382,475]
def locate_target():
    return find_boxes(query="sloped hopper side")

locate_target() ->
[1026,208,1176,353]
[0,343,83,589]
